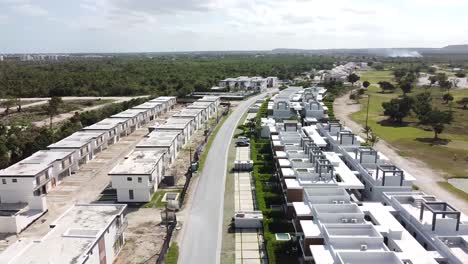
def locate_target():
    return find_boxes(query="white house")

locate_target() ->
[0,204,127,264]
[82,118,129,145]
[110,109,145,131]
[136,131,182,166]
[132,102,163,121]
[153,118,194,146]
[109,149,167,202]
[172,108,204,130]
[47,131,105,167]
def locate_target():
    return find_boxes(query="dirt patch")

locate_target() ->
[115,208,166,264]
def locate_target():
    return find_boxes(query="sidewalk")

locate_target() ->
[234,146,268,264]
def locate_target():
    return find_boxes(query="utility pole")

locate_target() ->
[365,94,371,140]
[189,147,192,178]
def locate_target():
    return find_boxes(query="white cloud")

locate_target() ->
[13,3,48,16]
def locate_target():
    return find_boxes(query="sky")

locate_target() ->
[0,0,467,53]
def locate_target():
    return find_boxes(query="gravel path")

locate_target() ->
[334,91,468,213]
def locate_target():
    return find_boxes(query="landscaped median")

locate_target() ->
[249,99,298,263]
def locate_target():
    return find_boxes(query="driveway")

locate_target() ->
[178,92,270,264]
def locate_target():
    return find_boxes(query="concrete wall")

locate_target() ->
[113,175,152,202]
[0,177,35,203]
[0,215,21,233]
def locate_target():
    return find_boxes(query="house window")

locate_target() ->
[127,177,132,181]
[129,190,134,200]
[12,179,17,183]
[2,179,6,184]
[138,177,142,183]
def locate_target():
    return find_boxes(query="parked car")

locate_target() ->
[236,137,250,146]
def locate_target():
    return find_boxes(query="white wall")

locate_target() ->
[0,177,35,203]
[113,175,152,202]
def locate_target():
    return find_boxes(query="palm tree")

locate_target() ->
[362,126,372,142]
[368,131,380,147]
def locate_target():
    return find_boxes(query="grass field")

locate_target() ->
[352,70,468,179]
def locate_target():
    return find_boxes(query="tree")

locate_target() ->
[347,73,360,86]
[382,96,412,123]
[455,72,466,78]
[456,97,468,109]
[368,131,380,147]
[378,81,395,93]
[393,68,408,81]
[442,93,454,104]
[42,96,63,129]
[412,92,433,121]
[362,126,372,142]
[400,82,413,94]
[427,67,437,74]
[428,75,438,86]
[436,73,448,84]
[362,81,370,89]
[421,109,453,139]
[439,79,452,91]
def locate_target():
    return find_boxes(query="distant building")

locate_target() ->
[219,76,270,92]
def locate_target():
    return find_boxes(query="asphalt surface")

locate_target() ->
[179,92,269,264]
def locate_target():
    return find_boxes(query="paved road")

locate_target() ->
[179,92,269,264]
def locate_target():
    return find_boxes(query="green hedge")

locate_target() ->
[250,100,298,263]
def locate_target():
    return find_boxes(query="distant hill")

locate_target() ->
[442,45,468,52]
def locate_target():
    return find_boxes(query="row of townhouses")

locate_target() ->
[270,86,328,124]
[0,96,180,264]
[0,96,177,234]
[218,76,278,91]
[262,87,468,264]
[109,95,220,203]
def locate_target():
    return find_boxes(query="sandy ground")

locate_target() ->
[334,91,468,214]
[114,208,166,264]
[31,96,149,127]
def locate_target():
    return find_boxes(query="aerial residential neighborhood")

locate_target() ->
[1,1,468,264]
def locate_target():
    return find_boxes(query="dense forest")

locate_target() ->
[0,56,334,98]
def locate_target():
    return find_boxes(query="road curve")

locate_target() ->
[179,92,268,264]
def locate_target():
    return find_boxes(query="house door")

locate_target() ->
[52,178,56,188]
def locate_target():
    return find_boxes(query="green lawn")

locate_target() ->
[143,189,182,208]
[438,182,468,202]
[165,242,179,264]
[352,70,468,179]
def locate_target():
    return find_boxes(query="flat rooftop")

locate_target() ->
[5,204,126,264]
[47,131,105,149]
[82,118,126,130]
[111,109,142,118]
[109,149,166,175]
[178,108,204,115]
[132,102,162,110]
[0,162,50,177]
